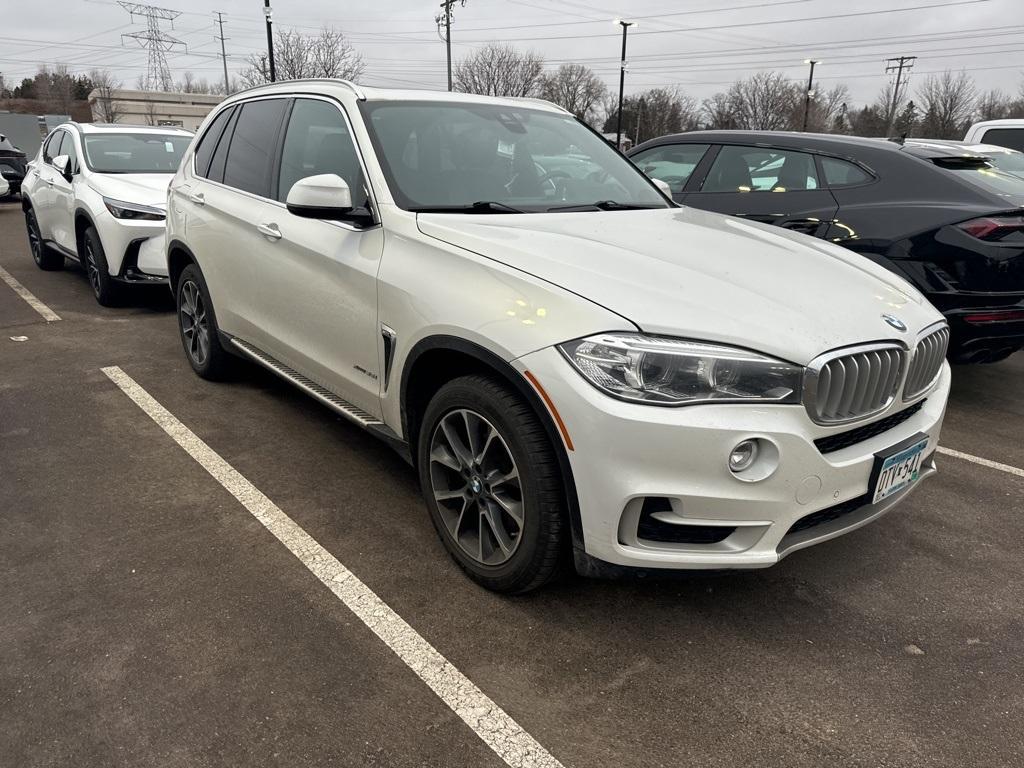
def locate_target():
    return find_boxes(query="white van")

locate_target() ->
[964,119,1024,152]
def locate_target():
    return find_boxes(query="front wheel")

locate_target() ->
[417,375,567,593]
[81,226,121,306]
[25,207,63,271]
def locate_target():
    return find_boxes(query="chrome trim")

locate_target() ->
[803,341,907,426]
[903,322,950,402]
[380,324,397,392]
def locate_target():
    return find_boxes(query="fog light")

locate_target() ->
[729,440,759,473]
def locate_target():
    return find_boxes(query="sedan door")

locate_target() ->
[684,145,839,238]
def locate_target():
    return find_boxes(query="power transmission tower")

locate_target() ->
[884,55,917,136]
[214,11,230,95]
[435,0,466,92]
[120,2,184,92]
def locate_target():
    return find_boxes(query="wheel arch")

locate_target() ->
[166,238,198,294]
[73,207,96,253]
[400,335,585,552]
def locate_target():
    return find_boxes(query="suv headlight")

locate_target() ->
[103,197,165,221]
[557,333,803,406]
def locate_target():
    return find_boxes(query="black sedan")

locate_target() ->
[0,133,27,197]
[629,131,1024,363]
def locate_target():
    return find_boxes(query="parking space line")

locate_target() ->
[938,446,1024,479]
[0,265,61,322]
[100,365,564,768]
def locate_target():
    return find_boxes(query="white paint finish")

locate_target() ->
[937,446,1024,479]
[99,365,564,768]
[0,265,61,322]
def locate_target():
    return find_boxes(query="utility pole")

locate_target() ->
[801,59,819,132]
[263,0,276,82]
[614,19,635,152]
[635,96,645,146]
[214,11,230,95]
[436,0,466,92]
[884,55,917,135]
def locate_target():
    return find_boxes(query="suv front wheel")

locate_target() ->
[417,375,566,593]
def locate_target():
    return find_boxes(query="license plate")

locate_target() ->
[871,434,929,504]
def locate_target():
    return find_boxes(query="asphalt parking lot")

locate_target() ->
[1,199,1022,768]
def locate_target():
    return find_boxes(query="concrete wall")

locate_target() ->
[0,112,46,156]
[88,89,224,132]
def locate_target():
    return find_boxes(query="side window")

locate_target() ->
[701,145,819,193]
[821,156,871,187]
[981,128,1024,152]
[42,130,64,164]
[222,99,287,197]
[631,143,709,195]
[276,98,368,207]
[62,131,79,172]
[193,106,235,179]
[208,107,240,184]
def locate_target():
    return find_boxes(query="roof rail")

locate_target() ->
[229,78,365,100]
[508,96,570,114]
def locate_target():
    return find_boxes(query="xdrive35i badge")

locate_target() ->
[882,314,908,332]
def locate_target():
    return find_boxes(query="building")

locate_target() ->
[88,88,224,131]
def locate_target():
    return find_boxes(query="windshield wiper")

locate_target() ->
[410,201,525,214]
[546,200,663,212]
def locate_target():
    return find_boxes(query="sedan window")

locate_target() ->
[701,146,819,192]
[631,144,710,194]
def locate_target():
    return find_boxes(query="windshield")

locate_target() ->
[359,101,668,212]
[83,133,191,174]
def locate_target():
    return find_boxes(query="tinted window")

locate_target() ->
[62,131,79,172]
[631,143,709,194]
[208,107,239,184]
[821,156,871,187]
[981,128,1024,152]
[701,146,819,192]
[194,106,235,179]
[223,99,287,197]
[277,98,368,207]
[83,133,190,173]
[43,131,63,164]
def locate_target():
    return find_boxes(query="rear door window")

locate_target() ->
[630,143,710,195]
[222,99,288,197]
[701,145,819,192]
[980,128,1024,152]
[194,106,235,179]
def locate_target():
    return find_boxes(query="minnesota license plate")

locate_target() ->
[871,434,929,504]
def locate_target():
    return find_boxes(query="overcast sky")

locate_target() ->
[4,0,1022,108]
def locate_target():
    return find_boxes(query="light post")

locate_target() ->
[801,59,819,132]
[263,0,276,82]
[614,19,635,151]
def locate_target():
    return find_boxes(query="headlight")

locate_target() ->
[557,333,803,406]
[103,197,165,221]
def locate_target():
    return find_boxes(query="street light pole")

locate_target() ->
[801,59,819,132]
[614,19,634,151]
[263,0,276,82]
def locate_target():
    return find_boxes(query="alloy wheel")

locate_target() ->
[83,238,101,296]
[179,279,210,366]
[26,212,42,265]
[428,408,525,566]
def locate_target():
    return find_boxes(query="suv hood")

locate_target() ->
[418,207,942,365]
[89,173,172,208]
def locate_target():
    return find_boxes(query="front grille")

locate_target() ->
[814,399,926,454]
[787,493,870,535]
[904,326,949,400]
[805,345,904,424]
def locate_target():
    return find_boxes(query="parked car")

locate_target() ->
[0,133,27,196]
[964,119,1024,152]
[629,131,1024,363]
[901,139,1024,178]
[21,123,193,305]
[167,81,950,592]
[0,175,9,198]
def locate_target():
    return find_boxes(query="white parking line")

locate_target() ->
[100,365,564,768]
[938,446,1024,479]
[0,265,61,322]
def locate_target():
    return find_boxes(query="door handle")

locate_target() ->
[256,222,282,240]
[188,191,205,205]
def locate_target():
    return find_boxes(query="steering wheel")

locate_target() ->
[537,169,573,186]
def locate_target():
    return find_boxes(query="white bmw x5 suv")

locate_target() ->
[166,80,951,592]
[22,123,192,305]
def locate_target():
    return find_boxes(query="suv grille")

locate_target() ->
[805,345,904,424]
[814,399,925,454]
[904,326,949,400]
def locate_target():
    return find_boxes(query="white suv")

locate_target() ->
[166,81,951,592]
[22,123,192,305]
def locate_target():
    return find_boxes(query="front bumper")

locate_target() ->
[517,346,950,571]
[94,209,168,281]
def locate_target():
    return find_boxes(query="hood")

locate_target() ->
[417,207,943,365]
[89,173,172,208]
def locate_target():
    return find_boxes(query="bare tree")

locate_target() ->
[975,89,1015,122]
[721,72,800,131]
[453,43,544,98]
[175,71,217,94]
[539,63,606,124]
[0,72,7,99]
[240,27,364,87]
[34,64,76,115]
[701,92,736,129]
[88,69,123,123]
[144,100,159,126]
[917,70,976,139]
[795,84,850,133]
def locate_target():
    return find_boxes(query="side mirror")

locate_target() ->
[286,174,353,220]
[651,177,672,196]
[53,154,73,181]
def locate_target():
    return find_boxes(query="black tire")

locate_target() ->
[81,226,121,306]
[25,206,63,271]
[176,262,233,380]
[417,375,566,593]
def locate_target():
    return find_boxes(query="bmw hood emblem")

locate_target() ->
[882,314,908,332]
